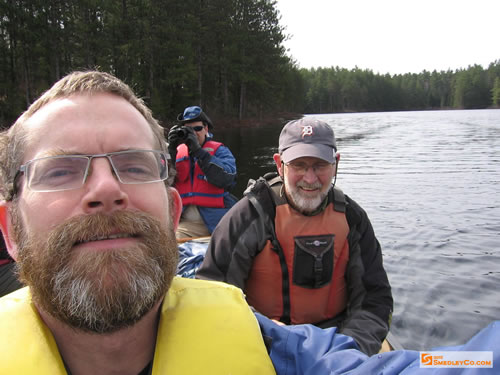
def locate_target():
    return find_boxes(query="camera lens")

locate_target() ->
[175,127,188,138]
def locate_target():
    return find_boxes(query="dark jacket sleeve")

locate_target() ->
[339,195,393,356]
[193,144,236,190]
[195,196,269,288]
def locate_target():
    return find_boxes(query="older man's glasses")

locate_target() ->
[285,161,334,176]
[17,150,168,193]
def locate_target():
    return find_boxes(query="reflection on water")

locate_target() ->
[217,109,500,350]
[217,125,283,198]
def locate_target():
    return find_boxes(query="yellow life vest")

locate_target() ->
[0,277,276,374]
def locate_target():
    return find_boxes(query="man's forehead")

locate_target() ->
[23,93,140,129]
[21,93,157,159]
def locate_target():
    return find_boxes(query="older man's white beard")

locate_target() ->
[284,177,329,214]
[13,211,179,334]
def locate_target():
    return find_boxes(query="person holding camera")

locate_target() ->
[168,106,237,238]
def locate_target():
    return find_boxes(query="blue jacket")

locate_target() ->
[256,313,499,375]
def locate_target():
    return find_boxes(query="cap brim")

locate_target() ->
[281,144,335,163]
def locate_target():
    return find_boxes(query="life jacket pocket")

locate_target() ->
[292,234,334,289]
[175,157,190,183]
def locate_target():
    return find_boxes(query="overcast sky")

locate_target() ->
[275,0,500,75]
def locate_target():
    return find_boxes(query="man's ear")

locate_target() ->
[273,153,283,178]
[0,202,18,260]
[168,188,183,231]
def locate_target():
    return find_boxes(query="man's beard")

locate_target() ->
[284,176,329,214]
[12,210,178,334]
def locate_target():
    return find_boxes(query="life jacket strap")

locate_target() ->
[246,174,291,324]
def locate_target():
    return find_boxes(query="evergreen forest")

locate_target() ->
[1,0,499,129]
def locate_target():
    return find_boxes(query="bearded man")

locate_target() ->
[0,71,275,374]
[197,118,394,356]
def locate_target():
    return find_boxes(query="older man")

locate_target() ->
[197,118,394,356]
[0,71,274,374]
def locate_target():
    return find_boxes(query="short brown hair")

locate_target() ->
[0,71,173,200]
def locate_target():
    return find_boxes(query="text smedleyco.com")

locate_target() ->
[420,351,493,368]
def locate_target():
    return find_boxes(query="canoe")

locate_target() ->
[381,331,403,352]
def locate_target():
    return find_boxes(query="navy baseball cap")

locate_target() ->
[279,118,337,163]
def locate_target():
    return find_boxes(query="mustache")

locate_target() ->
[296,181,322,189]
[47,211,163,251]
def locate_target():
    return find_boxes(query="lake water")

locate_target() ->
[217,109,500,351]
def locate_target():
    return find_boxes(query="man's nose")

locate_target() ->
[81,158,129,213]
[302,166,318,183]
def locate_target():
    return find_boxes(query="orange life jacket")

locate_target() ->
[175,141,225,208]
[245,177,349,325]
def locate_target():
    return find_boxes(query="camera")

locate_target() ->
[172,126,189,139]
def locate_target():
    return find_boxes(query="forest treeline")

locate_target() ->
[1,0,499,129]
[302,63,500,114]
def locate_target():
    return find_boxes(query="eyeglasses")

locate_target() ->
[188,125,205,132]
[15,150,168,193]
[182,106,203,121]
[285,161,334,176]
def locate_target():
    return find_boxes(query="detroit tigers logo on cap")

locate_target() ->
[301,125,313,138]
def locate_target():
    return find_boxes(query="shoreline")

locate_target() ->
[213,112,303,129]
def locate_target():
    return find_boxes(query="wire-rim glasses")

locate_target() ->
[284,161,335,176]
[15,149,168,194]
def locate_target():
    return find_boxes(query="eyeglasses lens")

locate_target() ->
[111,151,167,183]
[287,162,333,176]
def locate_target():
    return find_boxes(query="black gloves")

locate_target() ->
[184,126,201,155]
[167,125,202,159]
[167,124,183,162]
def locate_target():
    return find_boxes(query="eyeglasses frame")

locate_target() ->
[12,149,168,196]
[284,160,336,176]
